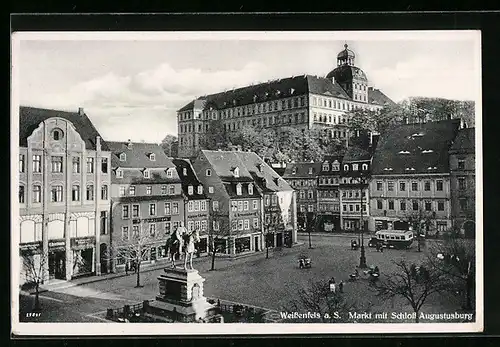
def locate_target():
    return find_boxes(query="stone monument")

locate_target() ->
[144,267,220,322]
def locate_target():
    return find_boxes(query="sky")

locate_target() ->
[13,31,481,143]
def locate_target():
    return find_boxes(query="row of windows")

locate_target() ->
[187,200,208,212]
[322,162,340,172]
[289,179,316,186]
[376,180,445,192]
[119,184,177,197]
[375,199,446,212]
[319,177,340,185]
[121,202,180,219]
[264,195,279,206]
[299,205,315,213]
[341,190,367,199]
[19,154,108,174]
[231,218,259,231]
[343,203,367,212]
[319,203,340,212]
[222,112,307,132]
[19,184,108,203]
[311,95,373,110]
[318,190,339,198]
[231,200,259,212]
[118,152,155,162]
[116,167,174,179]
[313,113,345,125]
[299,190,315,200]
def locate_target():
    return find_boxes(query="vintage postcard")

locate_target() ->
[11,30,482,336]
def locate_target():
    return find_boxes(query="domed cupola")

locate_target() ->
[337,44,356,66]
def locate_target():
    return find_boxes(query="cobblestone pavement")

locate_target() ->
[17,234,470,323]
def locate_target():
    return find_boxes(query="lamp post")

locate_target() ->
[358,176,367,269]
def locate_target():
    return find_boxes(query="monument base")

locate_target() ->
[144,267,221,322]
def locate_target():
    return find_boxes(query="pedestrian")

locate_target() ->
[125,261,129,275]
[339,280,344,293]
[329,277,336,293]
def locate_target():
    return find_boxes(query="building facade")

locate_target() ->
[316,156,342,232]
[369,119,461,234]
[282,162,321,229]
[172,158,210,253]
[108,141,184,272]
[449,127,475,238]
[177,44,393,158]
[19,106,111,284]
[339,144,372,232]
[236,151,297,248]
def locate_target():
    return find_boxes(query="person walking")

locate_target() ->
[339,280,344,293]
[125,261,129,275]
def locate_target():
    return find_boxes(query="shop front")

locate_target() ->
[71,237,96,278]
[48,240,66,280]
[196,236,208,255]
[235,236,251,254]
[319,214,341,233]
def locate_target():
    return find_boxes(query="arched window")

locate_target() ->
[52,128,64,141]
[248,184,254,195]
[101,185,108,200]
[362,163,368,171]
[236,183,242,196]
[119,153,127,161]
[197,185,203,195]
[344,164,349,171]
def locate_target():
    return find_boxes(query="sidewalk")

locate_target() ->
[22,243,305,295]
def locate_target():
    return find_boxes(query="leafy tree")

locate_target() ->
[199,119,230,150]
[371,260,447,323]
[426,236,475,310]
[346,104,406,136]
[208,211,228,271]
[160,134,178,156]
[403,210,436,252]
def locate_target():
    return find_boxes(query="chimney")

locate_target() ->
[96,136,101,151]
[78,107,84,115]
[127,139,132,149]
[331,76,335,84]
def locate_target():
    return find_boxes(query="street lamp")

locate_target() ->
[356,175,368,269]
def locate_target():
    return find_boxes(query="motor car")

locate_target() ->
[368,237,385,248]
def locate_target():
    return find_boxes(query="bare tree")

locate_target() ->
[404,210,435,252]
[21,250,47,311]
[208,211,227,271]
[110,222,165,287]
[284,279,357,323]
[371,260,447,323]
[426,236,475,310]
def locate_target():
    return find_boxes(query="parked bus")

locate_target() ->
[375,229,414,249]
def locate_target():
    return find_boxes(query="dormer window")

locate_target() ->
[383,167,393,171]
[308,168,313,175]
[362,163,368,171]
[398,150,411,154]
[344,164,349,171]
[248,183,254,195]
[421,149,434,154]
[352,164,359,171]
[188,185,194,195]
[197,185,203,194]
[256,163,263,172]
[206,169,212,176]
[332,161,340,171]
[412,132,425,137]
[290,88,295,94]
[143,169,150,178]
[183,167,188,176]
[232,167,240,178]
[119,153,127,161]
[166,168,173,178]
[149,153,156,161]
[322,163,330,171]
[116,169,123,178]
[236,183,242,196]
[292,167,297,175]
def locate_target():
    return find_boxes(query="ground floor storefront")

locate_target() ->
[317,214,341,233]
[371,217,452,236]
[19,211,110,285]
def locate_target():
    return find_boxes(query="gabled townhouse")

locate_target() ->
[236,151,297,248]
[172,158,210,254]
[369,119,461,234]
[282,161,321,229]
[18,106,111,284]
[317,155,343,232]
[108,141,184,271]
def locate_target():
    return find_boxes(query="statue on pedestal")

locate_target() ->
[183,229,200,270]
[165,222,187,268]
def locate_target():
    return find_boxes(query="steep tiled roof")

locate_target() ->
[368,88,395,106]
[112,168,181,185]
[172,158,208,199]
[108,141,175,169]
[449,127,475,153]
[343,145,372,162]
[19,106,109,151]
[282,162,322,178]
[201,150,254,181]
[179,74,359,112]
[235,151,293,192]
[372,119,461,175]
[318,155,343,176]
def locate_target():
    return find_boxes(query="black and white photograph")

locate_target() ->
[11,30,482,335]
